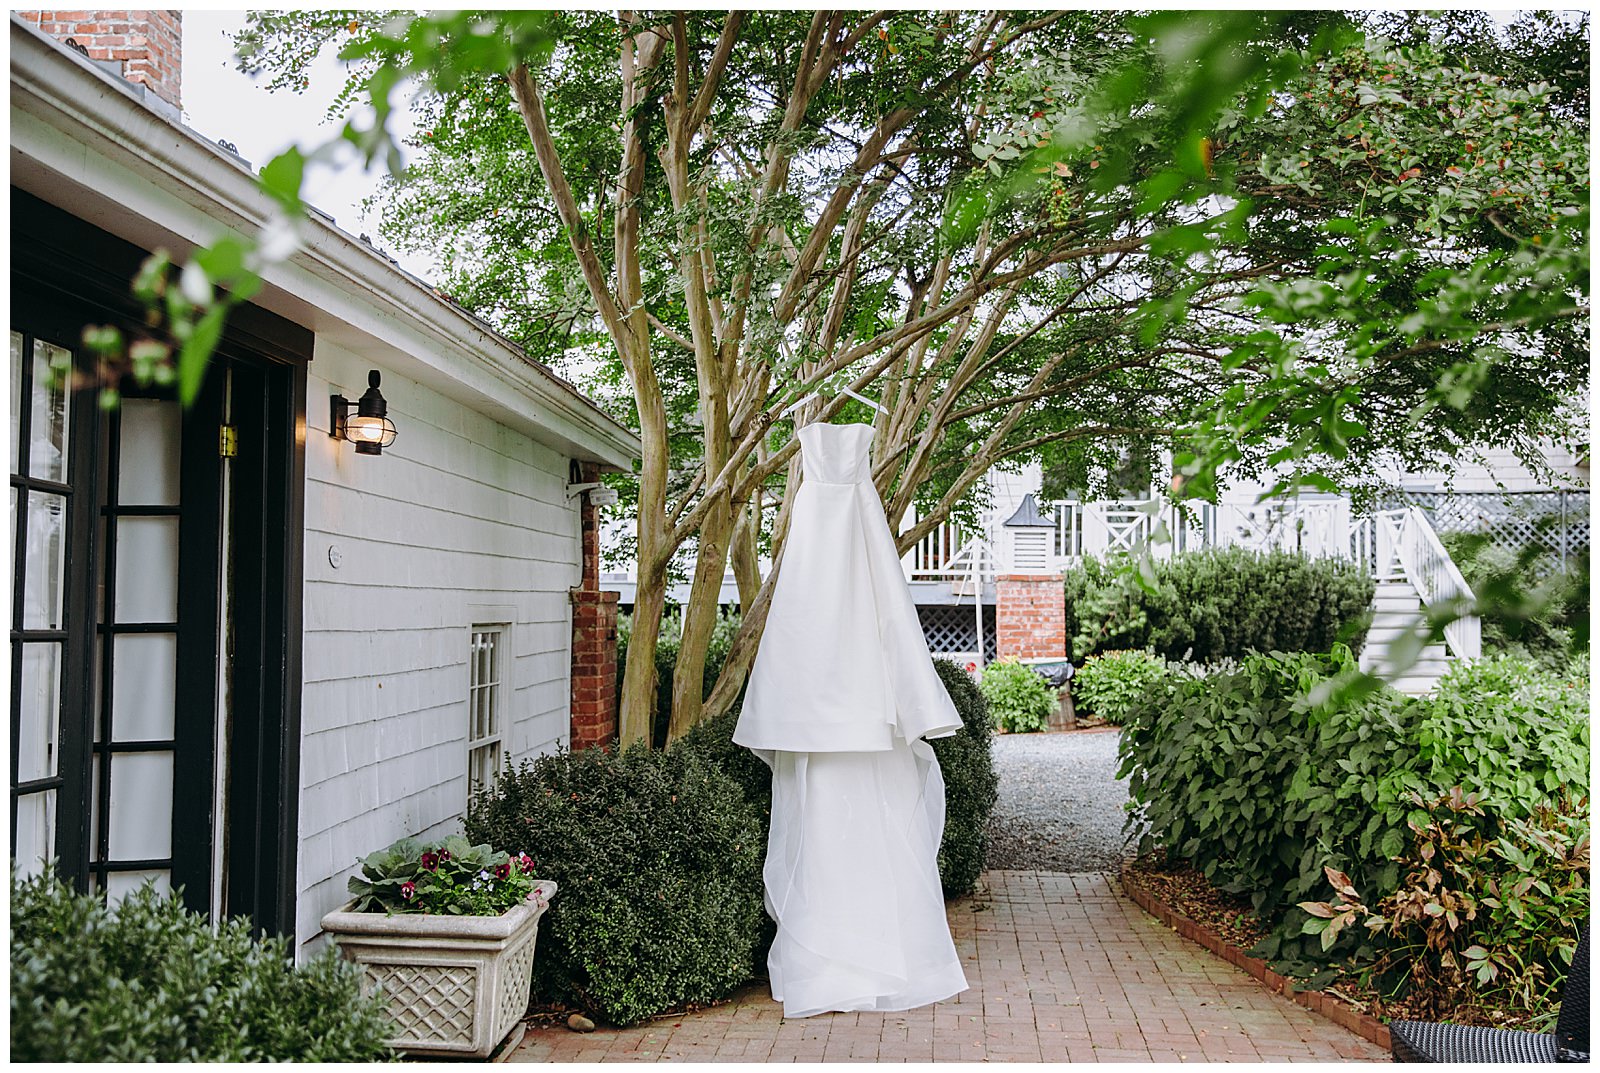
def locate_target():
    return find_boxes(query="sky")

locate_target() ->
[181,11,435,279]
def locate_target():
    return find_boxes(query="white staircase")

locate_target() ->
[1353,508,1480,696]
[1359,580,1454,695]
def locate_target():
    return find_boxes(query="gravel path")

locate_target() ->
[983,729,1142,873]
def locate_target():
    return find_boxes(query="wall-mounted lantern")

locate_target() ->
[330,370,398,455]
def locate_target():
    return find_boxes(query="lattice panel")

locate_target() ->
[365,962,479,1048]
[919,605,997,661]
[1409,491,1590,561]
[493,937,539,1042]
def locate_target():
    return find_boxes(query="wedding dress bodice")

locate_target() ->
[799,422,874,485]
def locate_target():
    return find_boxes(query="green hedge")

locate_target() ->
[10,869,392,1061]
[929,659,1001,897]
[1119,648,1590,978]
[465,744,765,1027]
[1064,548,1374,663]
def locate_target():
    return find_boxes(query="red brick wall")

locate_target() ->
[569,462,618,749]
[17,10,183,108]
[996,574,1067,661]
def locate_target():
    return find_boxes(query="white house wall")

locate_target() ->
[296,339,580,958]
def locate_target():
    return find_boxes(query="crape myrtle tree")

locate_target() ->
[101,11,1588,744]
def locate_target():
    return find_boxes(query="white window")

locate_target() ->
[467,626,506,797]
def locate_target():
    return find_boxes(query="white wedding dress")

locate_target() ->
[733,422,969,1017]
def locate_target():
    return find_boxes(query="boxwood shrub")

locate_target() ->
[929,659,1001,897]
[465,743,765,1027]
[10,868,392,1062]
[1064,547,1374,663]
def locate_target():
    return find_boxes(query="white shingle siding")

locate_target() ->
[296,340,579,957]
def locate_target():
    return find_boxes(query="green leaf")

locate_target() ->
[178,304,227,406]
[258,146,306,212]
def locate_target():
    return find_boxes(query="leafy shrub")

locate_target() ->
[465,743,764,1026]
[674,703,773,818]
[1074,649,1172,725]
[1442,531,1590,671]
[10,867,392,1062]
[1064,548,1374,663]
[617,608,743,747]
[1417,655,1590,816]
[929,659,1001,896]
[347,834,545,915]
[979,658,1059,733]
[1302,789,1588,1017]
[1120,647,1425,970]
[1121,647,1592,977]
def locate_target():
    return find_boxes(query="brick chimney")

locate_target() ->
[16,10,182,110]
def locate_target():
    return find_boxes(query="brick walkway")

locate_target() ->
[509,870,1388,1063]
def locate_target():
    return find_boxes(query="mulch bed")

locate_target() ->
[1124,851,1559,1034]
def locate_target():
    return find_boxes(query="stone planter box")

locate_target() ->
[321,882,557,1059]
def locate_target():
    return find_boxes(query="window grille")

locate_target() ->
[467,627,506,798]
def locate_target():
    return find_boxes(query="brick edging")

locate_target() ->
[1120,866,1391,1052]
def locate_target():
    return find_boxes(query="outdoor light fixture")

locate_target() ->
[330,370,398,455]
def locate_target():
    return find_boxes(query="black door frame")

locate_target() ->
[10,188,310,938]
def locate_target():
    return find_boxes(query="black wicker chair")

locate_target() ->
[1389,929,1589,1063]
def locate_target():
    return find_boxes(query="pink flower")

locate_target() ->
[494,862,511,880]
[438,850,451,863]
[518,853,535,874]
[400,880,416,901]
[420,851,439,871]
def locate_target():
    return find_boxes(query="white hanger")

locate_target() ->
[779,386,887,420]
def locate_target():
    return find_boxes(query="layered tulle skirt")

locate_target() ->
[760,737,968,1017]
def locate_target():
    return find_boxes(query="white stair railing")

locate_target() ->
[1373,507,1481,659]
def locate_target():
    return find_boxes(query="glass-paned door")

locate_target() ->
[10,330,77,877]
[89,396,184,901]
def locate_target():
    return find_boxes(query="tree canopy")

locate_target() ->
[105,10,1589,741]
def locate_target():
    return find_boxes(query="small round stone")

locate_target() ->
[566,1014,596,1033]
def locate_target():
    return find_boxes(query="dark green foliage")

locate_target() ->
[1442,530,1591,671]
[1073,649,1174,725]
[617,609,743,748]
[465,743,765,1027]
[1119,648,1591,977]
[1301,790,1588,1015]
[1064,548,1374,663]
[10,867,393,1062]
[674,703,772,819]
[929,660,1001,897]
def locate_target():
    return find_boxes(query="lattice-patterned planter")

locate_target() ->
[321,883,556,1059]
